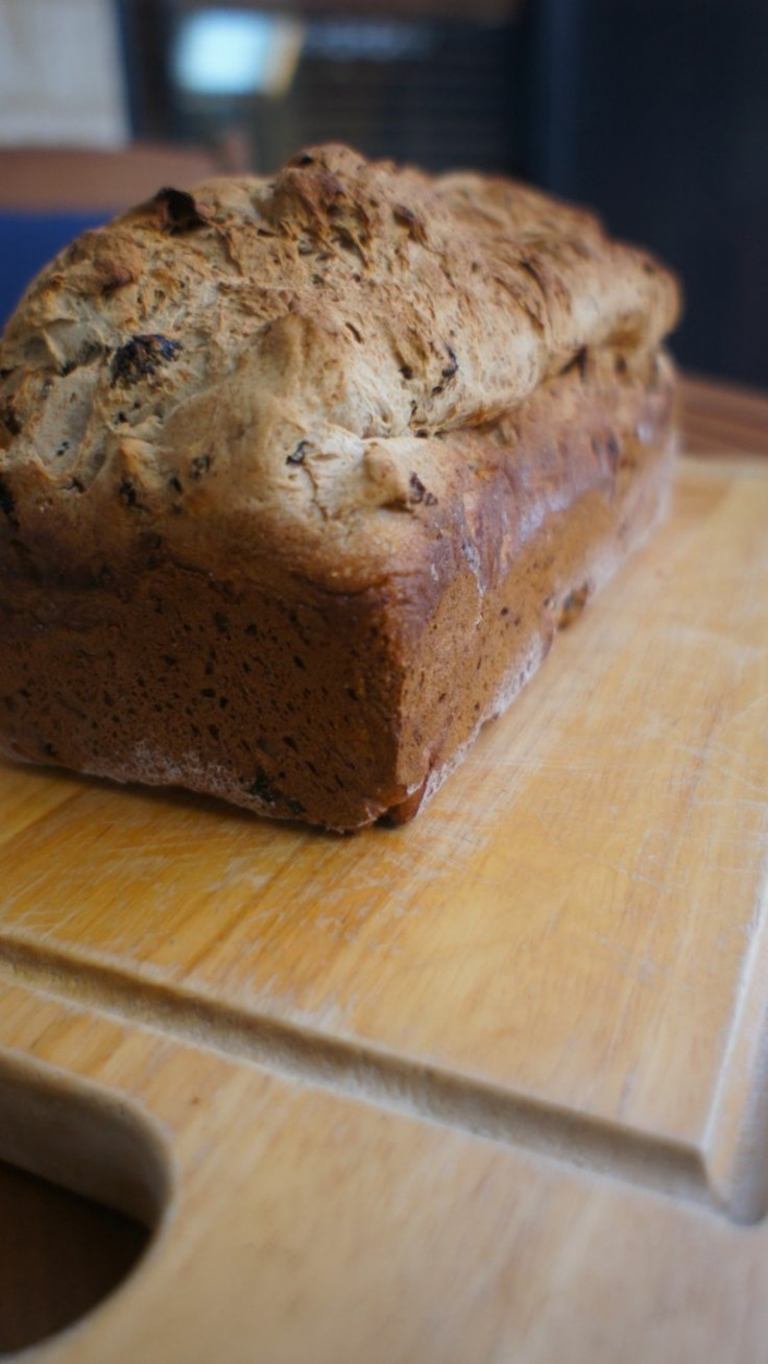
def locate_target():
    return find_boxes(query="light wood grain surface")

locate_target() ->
[1,375,767,1360]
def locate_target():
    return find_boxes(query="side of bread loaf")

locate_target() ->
[0,145,680,829]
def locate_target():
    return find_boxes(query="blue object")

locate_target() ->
[0,212,107,331]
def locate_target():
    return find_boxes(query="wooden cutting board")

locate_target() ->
[2,452,768,1362]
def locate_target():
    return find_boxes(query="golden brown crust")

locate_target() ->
[0,144,679,581]
[0,145,680,829]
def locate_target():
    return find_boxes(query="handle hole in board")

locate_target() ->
[0,1048,172,1354]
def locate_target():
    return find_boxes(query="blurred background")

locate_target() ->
[0,0,766,386]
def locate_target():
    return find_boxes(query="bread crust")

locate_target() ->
[0,145,680,829]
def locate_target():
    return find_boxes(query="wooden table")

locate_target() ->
[1,372,767,1359]
[679,373,768,458]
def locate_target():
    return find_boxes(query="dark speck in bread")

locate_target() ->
[287,440,309,466]
[441,346,458,380]
[152,187,208,234]
[111,335,182,386]
[409,473,438,506]
[190,453,212,479]
[1,400,22,438]
[0,476,17,522]
[247,769,279,805]
[119,478,139,508]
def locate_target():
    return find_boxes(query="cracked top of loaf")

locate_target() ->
[0,143,680,588]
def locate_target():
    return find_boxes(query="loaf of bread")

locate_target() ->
[0,145,680,830]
